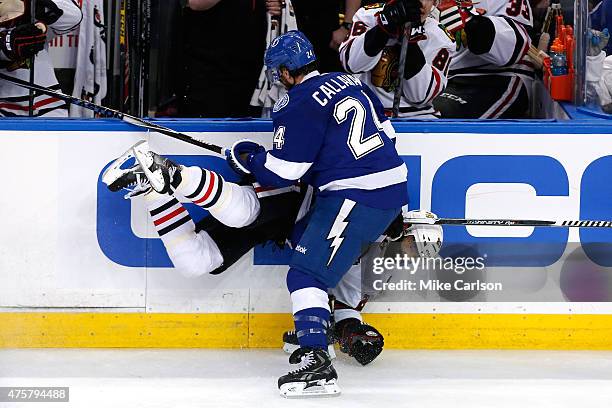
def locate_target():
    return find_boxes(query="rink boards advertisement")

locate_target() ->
[2,119,612,349]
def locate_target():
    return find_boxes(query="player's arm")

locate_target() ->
[0,0,80,62]
[400,31,454,107]
[246,141,317,188]
[340,7,385,73]
[464,14,532,66]
[37,0,83,35]
[439,0,532,67]
[228,105,326,188]
[331,0,362,50]
[340,1,420,74]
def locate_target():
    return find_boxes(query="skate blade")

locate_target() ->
[279,379,341,399]
[282,343,337,360]
[102,148,136,188]
[102,140,148,187]
[132,140,165,192]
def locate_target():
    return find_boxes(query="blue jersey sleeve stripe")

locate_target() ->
[318,163,408,192]
[381,120,396,141]
[264,153,313,180]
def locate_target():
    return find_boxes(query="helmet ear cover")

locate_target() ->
[404,224,444,258]
[266,61,319,84]
[402,210,444,258]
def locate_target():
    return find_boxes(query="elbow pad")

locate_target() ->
[364,25,391,57]
[403,43,426,80]
[465,15,495,55]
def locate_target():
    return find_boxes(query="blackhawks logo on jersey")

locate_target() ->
[453,29,468,52]
[439,23,455,43]
[371,45,399,92]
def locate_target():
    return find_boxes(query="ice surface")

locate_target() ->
[2,349,612,408]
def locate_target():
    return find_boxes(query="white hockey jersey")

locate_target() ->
[339,5,455,118]
[0,0,82,117]
[70,0,106,118]
[441,0,533,80]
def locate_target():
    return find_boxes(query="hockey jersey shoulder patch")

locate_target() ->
[438,23,456,43]
[364,3,384,10]
[273,93,290,112]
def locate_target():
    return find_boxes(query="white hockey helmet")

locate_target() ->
[403,210,444,258]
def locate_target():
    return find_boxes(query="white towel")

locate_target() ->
[250,0,298,116]
[70,0,107,117]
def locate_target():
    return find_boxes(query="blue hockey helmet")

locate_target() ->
[264,30,316,83]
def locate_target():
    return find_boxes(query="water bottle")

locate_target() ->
[550,43,568,76]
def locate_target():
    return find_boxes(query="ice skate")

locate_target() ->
[132,140,182,194]
[278,347,340,398]
[102,141,152,199]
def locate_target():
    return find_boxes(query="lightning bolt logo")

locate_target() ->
[326,200,356,267]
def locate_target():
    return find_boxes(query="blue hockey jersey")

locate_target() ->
[247,71,408,209]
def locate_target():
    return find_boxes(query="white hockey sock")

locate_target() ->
[176,166,224,209]
[145,191,223,277]
[146,192,194,241]
[333,308,363,323]
[176,166,260,228]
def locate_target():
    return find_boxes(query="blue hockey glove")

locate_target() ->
[226,139,265,177]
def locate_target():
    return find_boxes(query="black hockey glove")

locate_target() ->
[377,0,422,37]
[0,23,47,62]
[384,212,405,241]
[35,0,64,25]
[335,318,384,366]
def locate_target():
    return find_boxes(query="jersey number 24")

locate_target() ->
[333,91,385,160]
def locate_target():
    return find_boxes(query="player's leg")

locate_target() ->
[433,75,529,119]
[282,266,385,366]
[132,141,261,228]
[282,264,384,365]
[281,314,336,359]
[281,263,369,357]
[104,142,305,277]
[102,144,223,278]
[283,216,403,362]
[144,190,224,277]
[194,188,302,275]
[149,186,301,277]
[278,196,400,397]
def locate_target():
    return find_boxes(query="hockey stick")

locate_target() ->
[392,22,411,118]
[28,0,36,117]
[0,72,225,155]
[408,217,612,228]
